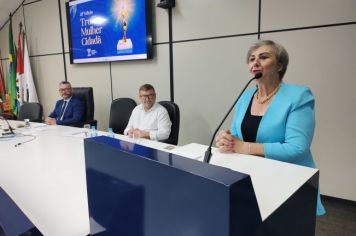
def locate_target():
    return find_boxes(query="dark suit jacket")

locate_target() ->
[49,97,84,125]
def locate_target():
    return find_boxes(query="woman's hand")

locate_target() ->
[233,138,249,154]
[215,130,235,153]
[216,130,250,154]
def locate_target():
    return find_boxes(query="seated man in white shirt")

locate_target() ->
[124,84,172,141]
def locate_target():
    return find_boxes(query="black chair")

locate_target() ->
[71,87,97,128]
[158,101,180,145]
[109,98,137,134]
[18,102,43,122]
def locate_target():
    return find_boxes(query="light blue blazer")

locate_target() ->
[230,83,325,216]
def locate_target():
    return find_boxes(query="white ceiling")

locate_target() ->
[0,0,23,29]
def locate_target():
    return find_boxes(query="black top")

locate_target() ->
[241,95,262,142]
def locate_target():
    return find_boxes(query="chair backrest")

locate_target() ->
[109,98,137,134]
[18,102,43,122]
[158,101,180,145]
[72,87,94,122]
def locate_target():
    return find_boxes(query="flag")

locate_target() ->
[23,38,39,103]
[8,17,17,115]
[3,94,11,112]
[0,60,6,112]
[16,30,25,108]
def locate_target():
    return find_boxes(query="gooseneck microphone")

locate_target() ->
[0,114,15,135]
[203,72,263,163]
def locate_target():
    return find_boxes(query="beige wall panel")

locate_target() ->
[60,0,70,52]
[111,44,170,104]
[261,0,356,31]
[24,0,62,55]
[0,24,8,60]
[174,36,257,146]
[7,7,24,38]
[152,0,169,43]
[65,55,112,130]
[173,0,258,41]
[31,54,65,118]
[262,25,356,201]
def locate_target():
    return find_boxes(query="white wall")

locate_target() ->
[0,0,356,201]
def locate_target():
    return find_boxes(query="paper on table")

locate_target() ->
[116,134,174,152]
[170,143,207,160]
[62,129,88,138]
[29,122,47,128]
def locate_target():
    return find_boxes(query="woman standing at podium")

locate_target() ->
[215,40,325,216]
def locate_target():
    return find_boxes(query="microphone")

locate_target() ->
[203,72,263,163]
[0,114,15,136]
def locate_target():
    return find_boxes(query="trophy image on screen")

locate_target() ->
[113,0,133,54]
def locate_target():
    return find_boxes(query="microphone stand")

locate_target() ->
[203,73,262,163]
[0,114,37,147]
[0,114,15,135]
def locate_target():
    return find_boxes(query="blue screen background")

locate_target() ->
[69,0,148,62]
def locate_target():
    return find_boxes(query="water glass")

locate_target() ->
[107,128,115,138]
[24,119,30,128]
[83,124,91,137]
[91,126,97,137]
[132,130,140,143]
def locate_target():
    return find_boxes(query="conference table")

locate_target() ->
[0,121,318,236]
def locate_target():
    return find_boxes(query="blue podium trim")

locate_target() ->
[84,136,261,236]
[86,136,250,184]
[0,187,39,236]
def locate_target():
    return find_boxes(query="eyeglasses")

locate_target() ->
[59,88,71,92]
[140,93,156,99]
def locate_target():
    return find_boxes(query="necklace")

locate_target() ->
[255,83,281,104]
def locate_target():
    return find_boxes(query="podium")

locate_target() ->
[84,136,318,236]
[0,187,33,236]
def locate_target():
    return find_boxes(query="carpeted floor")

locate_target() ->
[316,195,356,236]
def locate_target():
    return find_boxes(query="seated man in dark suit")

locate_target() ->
[45,81,84,126]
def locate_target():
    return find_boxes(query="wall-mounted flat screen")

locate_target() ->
[66,0,153,64]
